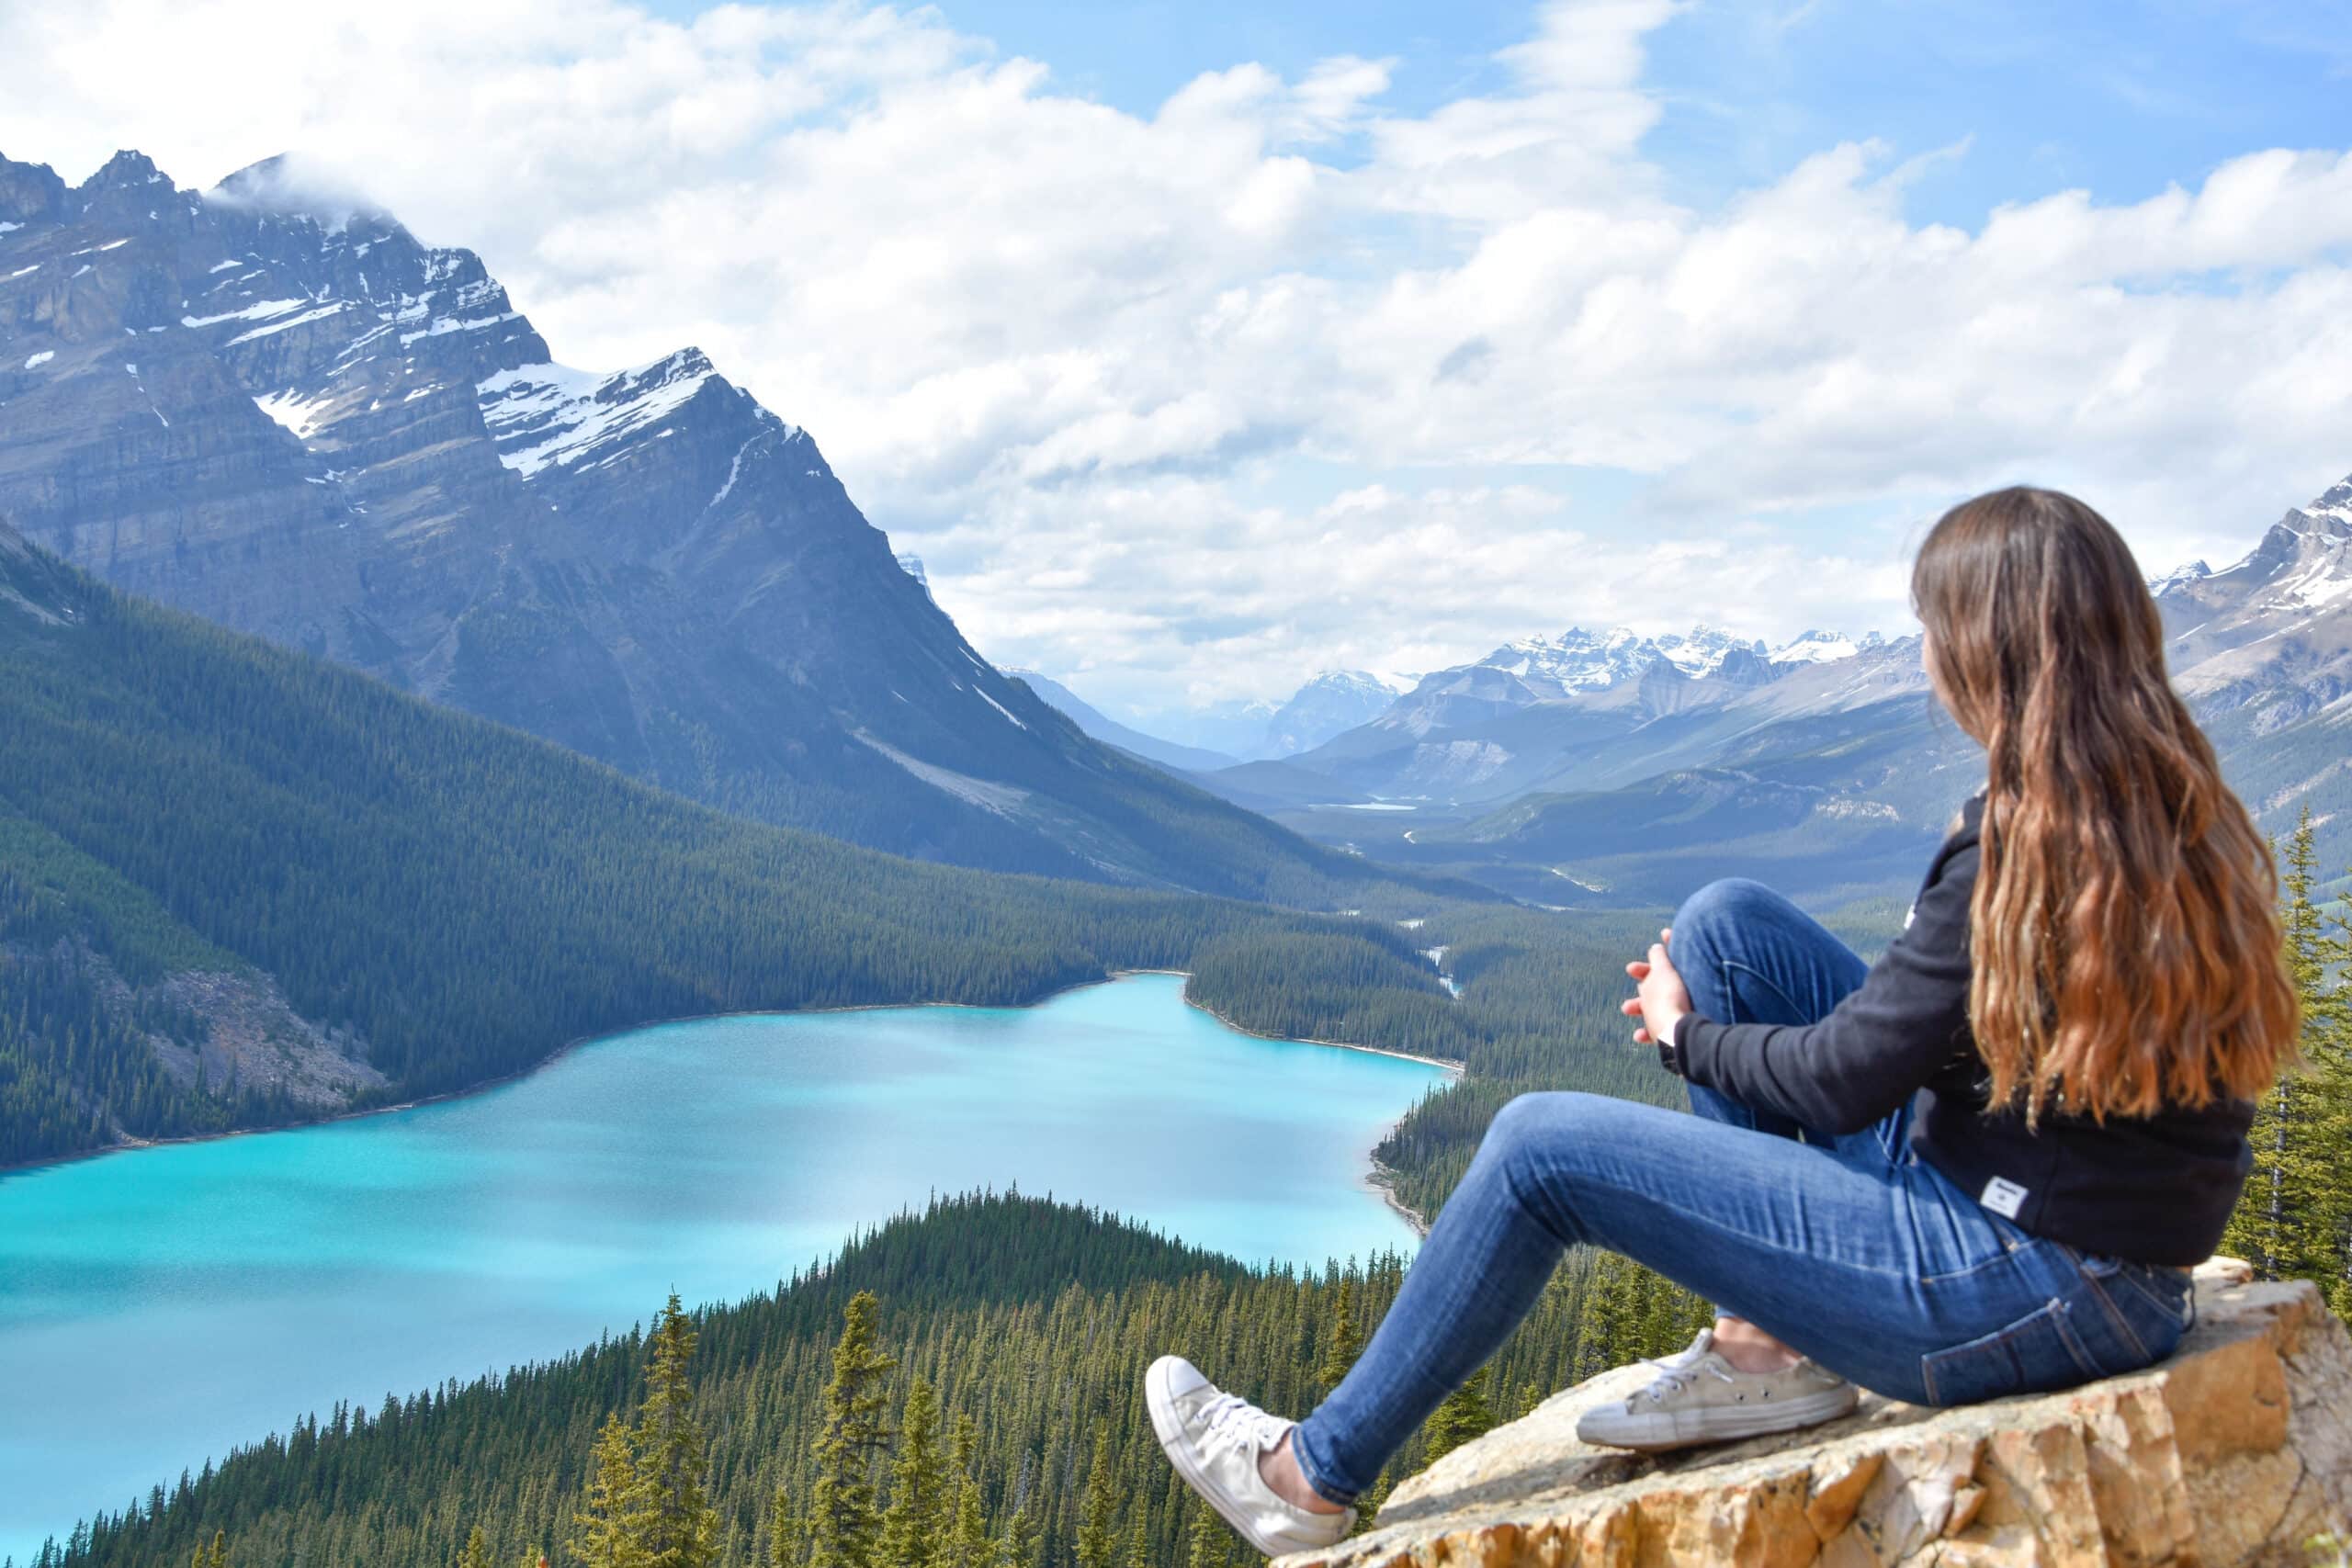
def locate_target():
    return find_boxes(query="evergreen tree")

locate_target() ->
[571,1416,650,1568]
[767,1485,803,1568]
[1073,1434,1116,1568]
[187,1534,227,1568]
[809,1292,896,1568]
[996,1507,1037,1568]
[1182,1501,1226,1568]
[1317,1276,1363,1395]
[879,1376,947,1567]
[634,1296,720,1568]
[1419,1369,1494,1465]
[456,1527,491,1568]
[1354,1474,1395,1537]
[2227,808,2351,1301]
[935,1416,991,1568]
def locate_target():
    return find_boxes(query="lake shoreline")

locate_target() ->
[2,969,1464,1179]
[1366,1156,1433,1238]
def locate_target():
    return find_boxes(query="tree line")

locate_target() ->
[2224,807,2352,1317]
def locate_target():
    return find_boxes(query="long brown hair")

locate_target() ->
[1912,487,2296,1122]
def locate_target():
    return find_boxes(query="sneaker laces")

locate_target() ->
[1193,1392,1291,1452]
[1638,1357,1737,1404]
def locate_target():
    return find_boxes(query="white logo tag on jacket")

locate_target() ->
[1980,1176,2029,1218]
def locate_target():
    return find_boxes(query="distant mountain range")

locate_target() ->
[1218,477,2352,907]
[0,149,1412,902]
[1007,669,1241,773]
[1020,668,1403,766]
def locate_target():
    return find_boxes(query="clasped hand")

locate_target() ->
[1622,927,1692,1047]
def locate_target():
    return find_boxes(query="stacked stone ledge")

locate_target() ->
[1277,1261,2352,1568]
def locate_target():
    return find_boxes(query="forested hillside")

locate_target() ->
[40,1193,1708,1568]
[0,531,1463,1167]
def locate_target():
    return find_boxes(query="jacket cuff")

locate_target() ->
[1657,1013,1690,1077]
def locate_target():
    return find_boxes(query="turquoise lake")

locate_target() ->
[0,975,1447,1563]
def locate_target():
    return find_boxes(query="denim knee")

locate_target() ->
[1478,1091,1611,1180]
[1672,877,1778,956]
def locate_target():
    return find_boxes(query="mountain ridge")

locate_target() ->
[0,146,1414,904]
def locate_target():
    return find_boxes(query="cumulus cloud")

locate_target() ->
[2,0,2347,714]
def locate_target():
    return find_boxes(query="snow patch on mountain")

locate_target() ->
[229,300,354,345]
[975,687,1030,730]
[1767,629,1860,665]
[181,297,309,329]
[253,389,337,441]
[1654,626,1765,676]
[477,350,720,478]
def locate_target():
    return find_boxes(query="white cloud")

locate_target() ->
[3,0,2348,715]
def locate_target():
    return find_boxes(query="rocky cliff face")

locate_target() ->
[1282,1261,2351,1568]
[0,149,1374,898]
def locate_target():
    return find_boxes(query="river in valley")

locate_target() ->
[0,975,1448,1562]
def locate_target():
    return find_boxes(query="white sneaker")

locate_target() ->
[1574,1330,1858,1452]
[1145,1356,1353,1557]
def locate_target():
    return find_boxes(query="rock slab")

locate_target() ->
[1280,1262,2352,1568]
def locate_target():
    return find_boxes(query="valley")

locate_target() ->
[0,86,2346,1568]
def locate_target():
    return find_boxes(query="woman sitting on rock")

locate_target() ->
[1145,486,2299,1558]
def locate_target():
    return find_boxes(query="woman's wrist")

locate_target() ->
[1652,1010,1689,1074]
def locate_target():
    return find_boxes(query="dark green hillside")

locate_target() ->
[49,1192,1706,1568]
[0,532,1462,1167]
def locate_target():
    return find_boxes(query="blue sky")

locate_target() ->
[770,0,2352,227]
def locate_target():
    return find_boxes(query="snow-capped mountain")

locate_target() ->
[1341,621,1879,748]
[1656,626,1767,676]
[1472,623,1876,697]
[1261,671,1401,756]
[0,148,1383,899]
[1766,628,1886,665]
[2157,473,2352,727]
[1471,625,1775,693]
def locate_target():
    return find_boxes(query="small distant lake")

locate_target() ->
[0,975,1447,1563]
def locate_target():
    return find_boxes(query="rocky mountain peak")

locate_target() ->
[2297,469,2352,527]
[75,149,169,197]
[2214,478,2352,609]
[1261,671,1404,757]
[2151,558,2212,596]
[208,153,400,241]
[0,154,69,226]
[1766,628,1861,665]
[1653,625,1768,676]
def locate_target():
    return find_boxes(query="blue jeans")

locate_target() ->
[1290,878,2197,1505]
